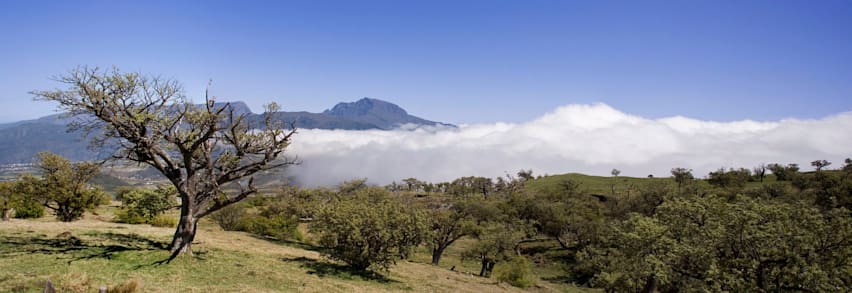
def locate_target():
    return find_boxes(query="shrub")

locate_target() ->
[311,187,428,271]
[494,256,538,288]
[211,204,247,231]
[113,208,146,224]
[149,214,177,228]
[241,214,301,241]
[117,187,175,220]
[13,199,45,219]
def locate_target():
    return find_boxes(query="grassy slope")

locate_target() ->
[0,205,594,293]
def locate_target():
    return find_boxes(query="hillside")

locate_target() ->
[0,207,592,293]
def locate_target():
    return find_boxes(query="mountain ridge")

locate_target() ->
[0,98,451,164]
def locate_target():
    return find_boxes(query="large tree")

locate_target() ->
[32,67,297,261]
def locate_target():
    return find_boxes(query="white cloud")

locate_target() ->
[286,103,852,186]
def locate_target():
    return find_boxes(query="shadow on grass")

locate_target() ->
[281,256,399,284]
[0,231,168,264]
[246,234,325,253]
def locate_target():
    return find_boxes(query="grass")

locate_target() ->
[0,205,596,293]
[527,172,672,196]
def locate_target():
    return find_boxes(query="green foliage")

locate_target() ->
[462,221,527,277]
[447,176,495,197]
[210,201,302,241]
[241,214,302,241]
[23,152,106,221]
[743,182,790,199]
[311,187,429,271]
[707,167,751,189]
[767,163,800,181]
[210,204,247,231]
[149,214,177,228]
[792,171,852,210]
[494,256,538,288]
[0,181,21,220]
[113,208,147,224]
[579,195,852,292]
[12,197,45,219]
[670,167,694,190]
[114,186,176,224]
[427,201,479,265]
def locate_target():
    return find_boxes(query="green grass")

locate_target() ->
[527,173,672,196]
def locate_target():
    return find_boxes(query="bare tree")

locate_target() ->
[32,67,297,262]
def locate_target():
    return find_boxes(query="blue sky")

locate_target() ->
[1,0,851,124]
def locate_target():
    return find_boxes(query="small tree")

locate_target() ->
[610,169,621,195]
[402,177,423,192]
[670,167,694,190]
[33,67,296,261]
[0,182,20,221]
[25,152,106,222]
[753,164,767,182]
[463,222,525,277]
[428,201,478,265]
[843,158,852,180]
[767,163,799,181]
[811,159,831,172]
[311,187,428,271]
[707,168,751,189]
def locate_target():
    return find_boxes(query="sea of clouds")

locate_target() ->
[286,103,852,186]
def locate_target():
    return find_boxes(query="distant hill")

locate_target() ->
[0,98,451,164]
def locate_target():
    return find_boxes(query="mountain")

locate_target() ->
[323,98,450,129]
[0,98,451,164]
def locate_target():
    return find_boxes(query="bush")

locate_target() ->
[311,187,428,271]
[210,203,302,240]
[241,214,301,241]
[13,199,45,219]
[149,214,177,228]
[117,187,175,219]
[113,208,146,224]
[211,204,247,231]
[494,256,538,288]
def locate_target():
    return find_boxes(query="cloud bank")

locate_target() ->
[287,103,852,186]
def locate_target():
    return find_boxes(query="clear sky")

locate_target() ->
[1,0,851,124]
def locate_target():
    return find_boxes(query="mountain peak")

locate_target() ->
[323,97,408,117]
[319,97,446,130]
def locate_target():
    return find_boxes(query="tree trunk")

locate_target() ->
[166,202,198,263]
[486,261,495,277]
[555,236,570,249]
[479,258,495,277]
[431,247,445,265]
[1,208,12,221]
[641,274,659,293]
